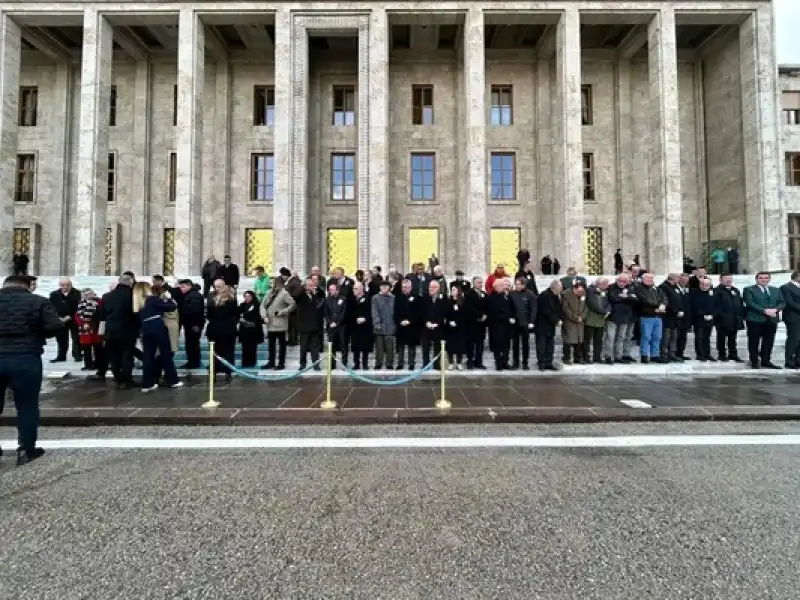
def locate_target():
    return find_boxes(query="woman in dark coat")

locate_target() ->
[446,284,468,368]
[238,290,264,368]
[206,282,238,380]
[348,282,373,369]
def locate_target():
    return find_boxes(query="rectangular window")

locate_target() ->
[168,152,177,203]
[782,91,800,125]
[107,152,117,203]
[412,85,434,125]
[19,87,38,127]
[789,215,800,272]
[163,228,175,277]
[109,85,117,127]
[15,154,36,203]
[490,152,516,200]
[333,86,356,126]
[581,85,593,125]
[172,84,178,126]
[786,153,800,186]
[331,153,356,201]
[253,86,275,126]
[410,153,435,201]
[251,153,274,201]
[583,153,595,201]
[490,86,513,125]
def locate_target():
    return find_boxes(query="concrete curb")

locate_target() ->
[3,405,800,426]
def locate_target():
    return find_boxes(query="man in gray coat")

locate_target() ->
[371,280,397,369]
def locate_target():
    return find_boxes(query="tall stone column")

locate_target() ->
[210,60,231,258]
[536,60,553,259]
[647,7,682,274]
[50,62,73,274]
[0,13,21,277]
[74,8,112,275]
[740,6,784,271]
[174,7,204,277]
[130,59,151,274]
[365,7,389,268]
[273,8,292,271]
[287,16,309,271]
[553,7,583,271]
[615,60,635,255]
[464,7,488,276]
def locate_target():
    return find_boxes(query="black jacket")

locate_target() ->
[714,285,745,331]
[634,283,667,317]
[50,288,81,318]
[324,295,348,331]
[179,289,206,328]
[608,284,638,324]
[534,289,563,337]
[659,281,683,329]
[405,272,431,297]
[420,294,448,330]
[509,289,537,329]
[394,293,420,346]
[690,288,716,328]
[515,270,539,295]
[206,297,239,340]
[295,291,324,333]
[99,285,140,342]
[780,283,800,324]
[217,264,240,287]
[0,287,63,355]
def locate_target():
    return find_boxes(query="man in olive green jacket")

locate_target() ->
[584,278,610,363]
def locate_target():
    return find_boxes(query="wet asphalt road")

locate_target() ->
[1,423,799,600]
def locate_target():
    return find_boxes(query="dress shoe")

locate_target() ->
[750,361,760,369]
[50,357,66,363]
[761,362,781,370]
[17,447,45,466]
[87,374,106,382]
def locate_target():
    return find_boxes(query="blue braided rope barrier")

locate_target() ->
[339,352,443,386]
[213,355,324,382]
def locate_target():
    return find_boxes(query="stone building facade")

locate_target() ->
[781,65,800,272]
[0,0,788,278]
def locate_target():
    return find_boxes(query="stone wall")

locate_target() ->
[780,70,800,216]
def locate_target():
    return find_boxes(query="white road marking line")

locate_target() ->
[620,399,652,409]
[2,435,800,451]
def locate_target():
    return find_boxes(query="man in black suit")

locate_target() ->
[675,273,692,360]
[464,276,488,369]
[534,280,564,371]
[217,255,240,291]
[780,271,800,369]
[404,262,431,297]
[324,282,349,365]
[658,274,683,362]
[714,273,745,362]
[177,279,205,369]
[91,274,140,388]
[296,277,324,370]
[419,279,447,369]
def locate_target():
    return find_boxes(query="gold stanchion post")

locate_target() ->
[320,341,337,409]
[202,341,220,409]
[434,339,451,409]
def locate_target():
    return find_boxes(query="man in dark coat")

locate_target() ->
[92,274,140,388]
[727,247,740,275]
[217,255,240,290]
[515,261,539,295]
[690,277,717,361]
[419,279,448,369]
[676,273,692,360]
[714,273,745,362]
[614,250,624,275]
[486,279,514,370]
[451,270,471,295]
[394,279,420,370]
[177,279,206,369]
[49,278,82,362]
[12,252,29,275]
[516,248,530,274]
[509,277,537,369]
[779,271,800,369]
[464,276,488,369]
[534,280,564,371]
[201,255,221,297]
[404,262,432,297]
[659,274,683,362]
[296,277,324,370]
[540,255,553,275]
[324,282,349,366]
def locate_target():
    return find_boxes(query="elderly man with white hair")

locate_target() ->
[48,277,82,363]
[604,273,638,364]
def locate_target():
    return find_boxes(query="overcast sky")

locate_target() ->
[776,0,799,64]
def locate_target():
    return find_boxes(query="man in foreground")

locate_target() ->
[0,275,63,465]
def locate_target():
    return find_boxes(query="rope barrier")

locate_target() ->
[340,351,442,386]
[213,355,325,382]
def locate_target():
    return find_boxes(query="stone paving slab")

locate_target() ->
[2,373,799,426]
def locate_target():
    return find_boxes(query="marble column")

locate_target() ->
[554,7,583,271]
[740,6,784,271]
[74,8,112,276]
[0,13,21,277]
[288,16,309,271]
[464,7,488,275]
[174,7,204,277]
[130,59,151,275]
[211,60,231,258]
[614,60,635,255]
[50,62,73,274]
[357,21,371,267]
[273,8,292,271]
[536,60,553,259]
[365,7,389,268]
[647,7,682,274]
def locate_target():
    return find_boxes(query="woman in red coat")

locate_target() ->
[74,289,105,371]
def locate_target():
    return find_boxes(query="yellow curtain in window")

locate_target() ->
[245,229,274,275]
[327,229,358,275]
[408,228,439,271]
[490,228,520,272]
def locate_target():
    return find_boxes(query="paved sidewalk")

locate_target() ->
[3,372,800,425]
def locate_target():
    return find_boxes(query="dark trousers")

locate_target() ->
[142,330,179,388]
[746,321,778,365]
[694,325,712,359]
[352,350,370,368]
[786,322,800,367]
[184,326,202,367]
[0,354,42,452]
[563,342,587,363]
[267,331,287,367]
[660,326,678,359]
[287,314,299,345]
[713,262,724,274]
[466,329,485,366]
[299,331,321,366]
[420,330,443,369]
[512,329,531,366]
[328,326,348,362]
[716,327,740,359]
[212,336,236,374]
[535,334,555,367]
[583,326,604,362]
[82,343,106,370]
[241,341,259,368]
[55,321,82,360]
[202,279,212,297]
[396,344,417,368]
[677,327,689,357]
[492,335,511,369]
[103,338,135,383]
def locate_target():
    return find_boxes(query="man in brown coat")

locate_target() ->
[561,283,588,364]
